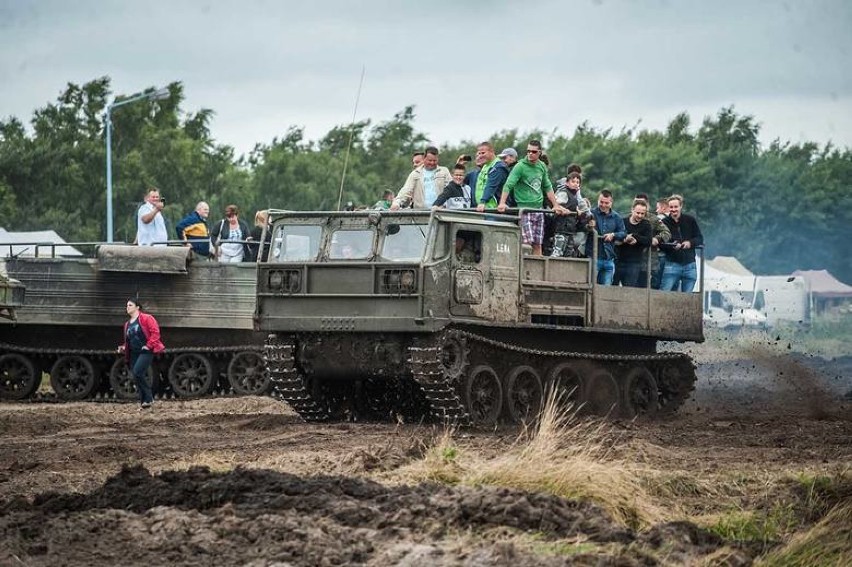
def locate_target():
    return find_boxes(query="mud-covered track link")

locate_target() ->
[264,335,331,421]
[263,329,697,425]
[0,342,271,403]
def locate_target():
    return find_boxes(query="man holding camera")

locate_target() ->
[136,188,169,246]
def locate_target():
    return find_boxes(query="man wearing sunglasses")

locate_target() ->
[497,140,567,255]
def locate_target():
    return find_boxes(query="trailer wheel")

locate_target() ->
[227,352,270,396]
[168,354,214,398]
[50,355,97,401]
[109,358,154,400]
[0,353,39,400]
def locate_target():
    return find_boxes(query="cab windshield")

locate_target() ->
[329,229,374,260]
[270,225,322,262]
[381,223,427,262]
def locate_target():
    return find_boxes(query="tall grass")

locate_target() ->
[396,392,662,529]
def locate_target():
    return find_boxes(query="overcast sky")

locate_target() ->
[1,0,850,157]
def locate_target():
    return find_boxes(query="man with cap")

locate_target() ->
[476,147,518,212]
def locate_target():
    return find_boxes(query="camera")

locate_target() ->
[159,198,166,204]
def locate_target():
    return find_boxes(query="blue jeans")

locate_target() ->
[129,350,155,404]
[596,258,615,285]
[661,261,697,292]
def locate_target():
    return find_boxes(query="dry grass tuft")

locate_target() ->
[396,426,465,485]
[395,393,662,529]
[466,393,662,529]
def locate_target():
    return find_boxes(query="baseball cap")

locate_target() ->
[497,148,518,158]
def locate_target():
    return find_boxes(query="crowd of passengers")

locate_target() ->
[132,139,703,293]
[134,188,271,263]
[377,141,704,293]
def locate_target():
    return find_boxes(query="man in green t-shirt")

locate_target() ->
[498,139,567,255]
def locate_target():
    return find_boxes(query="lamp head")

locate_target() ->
[149,87,170,101]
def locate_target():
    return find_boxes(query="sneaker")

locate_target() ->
[140,402,152,409]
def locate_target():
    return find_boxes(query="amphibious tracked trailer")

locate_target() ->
[0,243,268,401]
[256,209,704,425]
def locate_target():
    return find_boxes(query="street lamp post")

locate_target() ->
[104,86,170,243]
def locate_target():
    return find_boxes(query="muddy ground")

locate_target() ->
[0,342,850,566]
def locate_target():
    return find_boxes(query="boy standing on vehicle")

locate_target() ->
[497,140,567,256]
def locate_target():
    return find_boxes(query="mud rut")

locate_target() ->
[0,348,849,566]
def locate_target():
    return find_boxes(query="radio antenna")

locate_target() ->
[337,65,366,211]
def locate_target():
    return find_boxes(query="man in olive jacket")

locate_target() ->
[634,193,671,288]
[391,146,452,209]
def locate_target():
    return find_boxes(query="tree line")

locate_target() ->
[1,77,849,283]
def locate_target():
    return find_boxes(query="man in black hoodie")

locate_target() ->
[660,194,704,292]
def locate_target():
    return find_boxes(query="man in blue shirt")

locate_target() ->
[588,190,626,285]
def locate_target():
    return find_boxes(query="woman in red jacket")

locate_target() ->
[118,298,165,409]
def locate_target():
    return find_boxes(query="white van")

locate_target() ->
[703,289,768,329]
[752,275,810,327]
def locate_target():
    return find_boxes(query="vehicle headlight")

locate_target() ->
[268,270,284,290]
[400,270,416,291]
[381,269,417,294]
[284,270,301,293]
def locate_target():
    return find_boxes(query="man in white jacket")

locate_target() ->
[391,146,452,209]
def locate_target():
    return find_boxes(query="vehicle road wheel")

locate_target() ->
[0,353,39,400]
[504,365,544,424]
[50,355,97,401]
[168,353,214,398]
[464,365,502,426]
[439,331,469,381]
[620,366,659,418]
[547,362,587,411]
[584,366,620,417]
[109,358,154,400]
[227,351,270,396]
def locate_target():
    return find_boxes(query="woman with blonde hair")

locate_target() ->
[249,210,271,262]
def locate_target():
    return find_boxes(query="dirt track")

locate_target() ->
[0,344,850,566]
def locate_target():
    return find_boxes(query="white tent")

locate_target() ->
[700,257,756,296]
[706,255,754,277]
[0,228,83,257]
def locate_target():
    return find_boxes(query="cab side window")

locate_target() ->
[455,230,482,264]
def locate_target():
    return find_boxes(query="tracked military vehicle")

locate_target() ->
[256,209,704,425]
[0,243,268,401]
